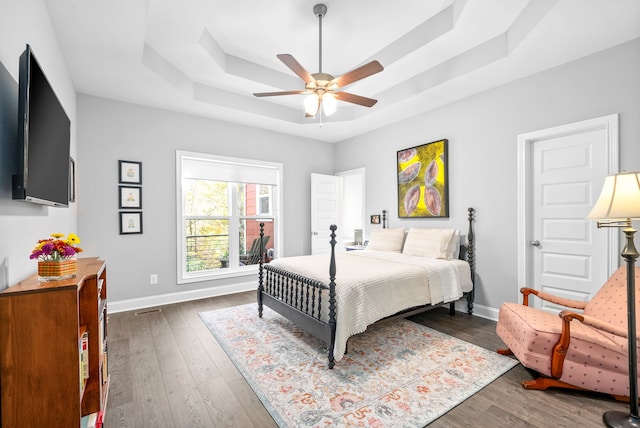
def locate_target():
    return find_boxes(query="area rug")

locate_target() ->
[199,304,518,427]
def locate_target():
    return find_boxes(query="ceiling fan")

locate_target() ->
[253,3,384,118]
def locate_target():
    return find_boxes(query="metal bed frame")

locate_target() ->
[257,207,476,368]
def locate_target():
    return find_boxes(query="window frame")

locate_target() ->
[176,150,283,284]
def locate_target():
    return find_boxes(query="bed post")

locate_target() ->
[467,207,476,314]
[257,222,265,318]
[382,210,387,229]
[327,224,338,369]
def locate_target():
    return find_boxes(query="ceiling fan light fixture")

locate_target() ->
[304,93,320,116]
[253,3,383,116]
[322,93,337,116]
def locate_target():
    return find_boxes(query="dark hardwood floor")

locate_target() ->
[104,291,626,427]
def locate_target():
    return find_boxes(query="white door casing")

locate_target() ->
[311,173,341,255]
[517,114,619,312]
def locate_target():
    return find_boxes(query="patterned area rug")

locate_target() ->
[200,304,518,427]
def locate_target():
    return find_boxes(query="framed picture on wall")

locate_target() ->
[397,139,449,218]
[119,186,142,209]
[119,212,143,234]
[119,160,142,185]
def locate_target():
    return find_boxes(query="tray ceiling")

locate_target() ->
[44,0,640,142]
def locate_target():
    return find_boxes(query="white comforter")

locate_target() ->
[267,250,472,361]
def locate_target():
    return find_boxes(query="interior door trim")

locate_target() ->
[517,114,619,300]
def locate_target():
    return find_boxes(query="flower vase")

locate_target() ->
[38,258,77,282]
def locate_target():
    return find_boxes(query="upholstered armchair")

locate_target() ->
[496,265,640,400]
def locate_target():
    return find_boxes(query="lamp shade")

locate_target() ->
[588,171,640,220]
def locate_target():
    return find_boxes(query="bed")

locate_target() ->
[257,207,476,368]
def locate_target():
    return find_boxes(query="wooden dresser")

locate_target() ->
[0,257,108,427]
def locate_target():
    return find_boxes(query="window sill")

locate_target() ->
[179,265,259,285]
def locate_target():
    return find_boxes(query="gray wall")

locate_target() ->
[1,0,637,315]
[76,95,334,302]
[0,0,77,289]
[335,38,640,312]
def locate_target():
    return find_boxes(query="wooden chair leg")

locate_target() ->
[497,348,513,356]
[523,376,638,403]
[611,394,640,404]
[522,377,589,393]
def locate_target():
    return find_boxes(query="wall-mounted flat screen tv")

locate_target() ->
[12,44,70,207]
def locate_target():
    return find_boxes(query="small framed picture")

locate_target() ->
[69,157,76,203]
[119,160,142,185]
[370,214,381,224]
[120,212,143,234]
[119,186,142,209]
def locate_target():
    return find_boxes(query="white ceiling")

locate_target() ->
[44,0,640,143]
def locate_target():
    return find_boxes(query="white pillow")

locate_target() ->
[365,228,405,253]
[447,230,461,260]
[402,228,456,259]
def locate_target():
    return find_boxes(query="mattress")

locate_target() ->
[267,250,472,361]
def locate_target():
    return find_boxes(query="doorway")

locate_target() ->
[517,114,619,312]
[310,168,365,255]
[336,168,366,246]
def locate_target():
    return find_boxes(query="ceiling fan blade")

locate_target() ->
[331,60,384,88]
[334,92,378,107]
[253,90,306,97]
[277,54,314,83]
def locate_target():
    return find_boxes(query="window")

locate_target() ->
[176,151,282,283]
[256,184,272,215]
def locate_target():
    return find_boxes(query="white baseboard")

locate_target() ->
[109,283,502,322]
[454,300,500,321]
[108,281,256,314]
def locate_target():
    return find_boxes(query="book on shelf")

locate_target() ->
[101,349,108,383]
[81,410,103,428]
[81,330,89,380]
[79,329,89,391]
[98,313,104,355]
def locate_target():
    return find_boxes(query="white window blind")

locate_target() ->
[182,155,280,185]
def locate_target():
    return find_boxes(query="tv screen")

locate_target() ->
[12,44,70,207]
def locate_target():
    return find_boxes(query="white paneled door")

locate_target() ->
[311,173,341,255]
[518,115,619,312]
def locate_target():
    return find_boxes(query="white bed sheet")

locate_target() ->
[267,250,472,361]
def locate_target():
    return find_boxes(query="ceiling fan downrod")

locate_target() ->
[314,4,327,73]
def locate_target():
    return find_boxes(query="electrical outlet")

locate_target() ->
[149,274,158,285]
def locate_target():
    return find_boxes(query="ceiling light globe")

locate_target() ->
[322,93,337,116]
[304,94,319,117]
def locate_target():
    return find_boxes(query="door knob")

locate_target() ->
[531,240,541,247]
[312,231,318,236]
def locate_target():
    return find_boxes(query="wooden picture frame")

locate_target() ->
[119,186,142,209]
[397,139,449,218]
[119,160,142,185]
[119,212,143,234]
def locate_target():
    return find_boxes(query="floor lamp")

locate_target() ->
[588,171,640,428]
